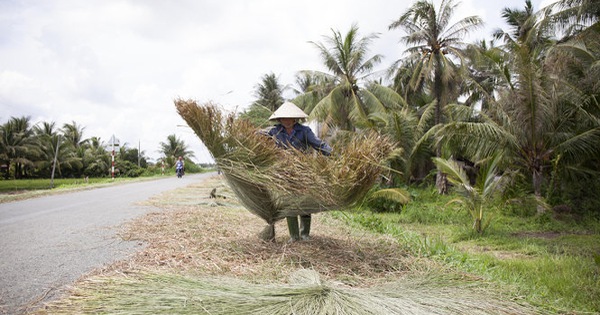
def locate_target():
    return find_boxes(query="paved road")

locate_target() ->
[0,173,215,314]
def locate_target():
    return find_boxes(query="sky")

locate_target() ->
[1,0,555,164]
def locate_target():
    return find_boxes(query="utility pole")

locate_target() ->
[50,135,61,188]
[110,135,120,179]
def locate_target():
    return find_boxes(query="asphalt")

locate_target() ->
[0,172,215,314]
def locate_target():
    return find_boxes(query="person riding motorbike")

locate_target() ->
[175,156,185,178]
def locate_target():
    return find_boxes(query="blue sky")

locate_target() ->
[1,0,553,163]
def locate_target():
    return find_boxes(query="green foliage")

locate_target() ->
[115,160,144,178]
[347,212,389,233]
[336,187,600,313]
[366,196,404,213]
[365,186,410,213]
[141,164,164,177]
[124,167,144,178]
[181,160,203,173]
[0,117,163,180]
[158,134,195,164]
[553,175,600,217]
[501,197,539,218]
[119,146,148,168]
[0,177,108,192]
[304,23,405,131]
[251,72,286,112]
[238,104,273,128]
[433,156,506,234]
[399,187,470,225]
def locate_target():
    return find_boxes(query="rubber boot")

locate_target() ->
[286,217,300,242]
[299,214,311,240]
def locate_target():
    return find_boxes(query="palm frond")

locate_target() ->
[432,157,470,187]
[368,188,411,205]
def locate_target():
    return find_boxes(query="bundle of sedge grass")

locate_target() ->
[175,99,393,238]
[47,270,542,315]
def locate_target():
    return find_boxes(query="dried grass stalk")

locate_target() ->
[48,270,542,315]
[175,99,393,226]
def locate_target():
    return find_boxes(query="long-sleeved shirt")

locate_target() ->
[268,123,332,156]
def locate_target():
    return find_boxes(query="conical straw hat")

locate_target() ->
[268,102,309,120]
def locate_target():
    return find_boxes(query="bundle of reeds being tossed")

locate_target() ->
[175,99,393,237]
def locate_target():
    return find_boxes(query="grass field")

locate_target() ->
[31,175,600,314]
[339,188,600,313]
[0,177,112,192]
[0,176,158,204]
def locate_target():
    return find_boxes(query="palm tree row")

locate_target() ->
[241,0,599,216]
[0,117,194,179]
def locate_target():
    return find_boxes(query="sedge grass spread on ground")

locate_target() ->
[35,175,546,315]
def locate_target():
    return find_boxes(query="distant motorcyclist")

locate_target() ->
[175,156,185,178]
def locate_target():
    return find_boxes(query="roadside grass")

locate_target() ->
[338,186,600,314]
[0,177,150,204]
[0,172,215,203]
[35,176,546,315]
[0,177,110,192]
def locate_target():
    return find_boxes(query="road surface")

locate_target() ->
[0,173,214,314]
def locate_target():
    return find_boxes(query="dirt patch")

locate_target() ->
[512,231,563,239]
[92,175,422,287]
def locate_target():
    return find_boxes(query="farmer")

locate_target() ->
[268,101,332,242]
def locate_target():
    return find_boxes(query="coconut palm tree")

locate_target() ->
[461,39,510,111]
[388,0,483,194]
[432,1,600,213]
[494,0,563,204]
[545,0,599,38]
[159,134,194,166]
[62,121,88,149]
[60,121,88,177]
[433,155,508,234]
[389,0,483,126]
[386,102,440,186]
[34,121,82,178]
[302,23,404,131]
[240,73,288,128]
[83,137,110,177]
[33,121,60,177]
[292,71,335,97]
[252,72,287,112]
[0,116,39,179]
[291,70,336,116]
